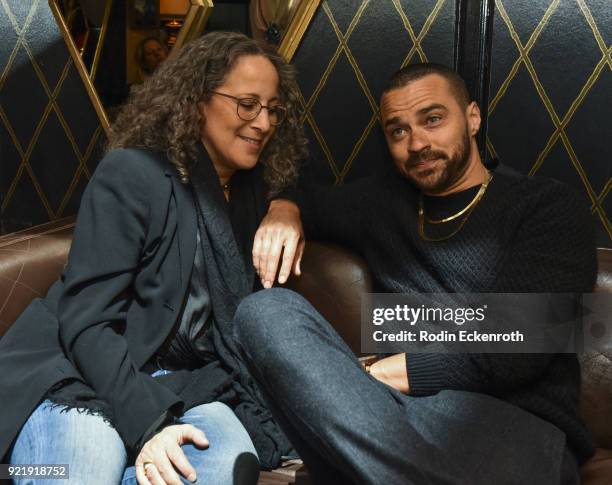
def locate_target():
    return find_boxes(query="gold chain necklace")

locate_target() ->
[418,172,493,242]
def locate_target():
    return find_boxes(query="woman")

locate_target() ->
[0,31,306,485]
[135,36,168,81]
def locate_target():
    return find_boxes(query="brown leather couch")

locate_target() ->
[1,217,611,484]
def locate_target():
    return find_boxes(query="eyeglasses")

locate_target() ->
[209,91,287,126]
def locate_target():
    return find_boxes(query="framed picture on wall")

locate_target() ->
[130,0,159,28]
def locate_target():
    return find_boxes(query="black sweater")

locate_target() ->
[286,164,598,463]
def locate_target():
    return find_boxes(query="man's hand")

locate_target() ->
[369,353,410,394]
[135,424,208,485]
[253,199,305,288]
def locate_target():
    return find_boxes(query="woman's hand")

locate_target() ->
[135,424,208,485]
[253,199,305,288]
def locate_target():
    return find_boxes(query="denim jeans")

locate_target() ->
[9,376,259,485]
[234,288,579,485]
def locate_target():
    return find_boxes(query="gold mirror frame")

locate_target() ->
[278,0,321,61]
[172,0,214,53]
[90,0,113,81]
[170,0,321,61]
[49,0,322,135]
[49,0,111,135]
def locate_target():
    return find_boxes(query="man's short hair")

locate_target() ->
[382,63,471,108]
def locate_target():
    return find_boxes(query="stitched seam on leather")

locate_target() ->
[0,274,45,297]
[0,222,75,248]
[0,262,24,315]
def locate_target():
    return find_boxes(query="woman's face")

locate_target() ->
[143,39,167,72]
[198,55,280,181]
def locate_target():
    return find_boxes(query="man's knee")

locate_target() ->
[234,288,309,343]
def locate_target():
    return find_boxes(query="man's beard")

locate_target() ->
[403,129,471,193]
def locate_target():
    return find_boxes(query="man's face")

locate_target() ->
[380,74,480,193]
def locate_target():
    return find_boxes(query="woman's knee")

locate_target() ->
[183,402,257,456]
[181,402,259,485]
[11,400,127,483]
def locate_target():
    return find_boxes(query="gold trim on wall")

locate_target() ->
[48,0,111,136]
[278,0,321,61]
[90,0,113,81]
[172,0,214,53]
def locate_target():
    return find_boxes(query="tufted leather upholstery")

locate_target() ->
[578,248,612,483]
[286,242,372,357]
[0,218,74,337]
[0,221,610,483]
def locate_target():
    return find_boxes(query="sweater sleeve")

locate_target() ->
[406,181,597,397]
[274,176,377,247]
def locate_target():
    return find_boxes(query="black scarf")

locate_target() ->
[158,146,292,469]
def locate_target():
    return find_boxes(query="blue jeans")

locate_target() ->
[10,396,259,485]
[234,288,578,485]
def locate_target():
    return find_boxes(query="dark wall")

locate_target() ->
[487,0,611,246]
[0,0,104,234]
[94,0,128,108]
[206,0,250,35]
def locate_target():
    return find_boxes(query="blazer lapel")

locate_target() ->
[165,169,197,290]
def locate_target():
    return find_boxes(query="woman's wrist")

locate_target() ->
[269,198,300,215]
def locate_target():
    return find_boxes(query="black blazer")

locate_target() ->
[0,149,203,459]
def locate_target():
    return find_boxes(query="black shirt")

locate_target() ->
[284,165,597,462]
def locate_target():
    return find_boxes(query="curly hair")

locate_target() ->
[107,31,307,195]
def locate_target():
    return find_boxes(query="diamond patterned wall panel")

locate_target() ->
[293,0,457,185]
[487,0,611,247]
[0,0,106,235]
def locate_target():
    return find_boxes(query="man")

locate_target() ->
[234,63,596,484]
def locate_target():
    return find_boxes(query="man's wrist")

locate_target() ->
[359,355,380,374]
[367,354,410,393]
